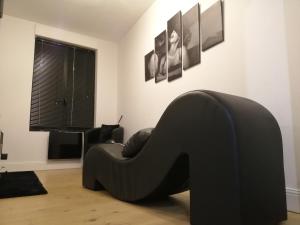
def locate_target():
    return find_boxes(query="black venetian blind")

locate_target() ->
[0,0,4,18]
[30,38,95,131]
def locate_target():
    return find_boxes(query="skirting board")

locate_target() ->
[286,188,300,213]
[0,160,82,172]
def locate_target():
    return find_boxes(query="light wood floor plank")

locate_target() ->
[0,169,299,225]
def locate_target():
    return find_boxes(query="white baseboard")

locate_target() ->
[0,160,82,172]
[286,187,300,213]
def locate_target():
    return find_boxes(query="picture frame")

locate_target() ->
[183,3,201,70]
[144,50,157,82]
[155,30,167,83]
[202,0,224,51]
[167,11,182,82]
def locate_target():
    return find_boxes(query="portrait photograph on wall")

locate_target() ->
[183,3,201,70]
[167,11,182,82]
[202,0,224,51]
[155,30,167,83]
[182,4,201,70]
[144,50,157,82]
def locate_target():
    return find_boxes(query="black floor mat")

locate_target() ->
[0,171,48,199]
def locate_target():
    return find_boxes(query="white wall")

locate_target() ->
[118,0,247,140]
[0,15,118,171]
[283,0,300,212]
[117,0,300,211]
[243,0,300,212]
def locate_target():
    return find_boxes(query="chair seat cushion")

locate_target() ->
[122,128,154,158]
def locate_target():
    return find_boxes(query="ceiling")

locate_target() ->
[3,0,156,41]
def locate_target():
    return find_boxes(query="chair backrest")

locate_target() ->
[0,131,3,155]
[111,127,124,143]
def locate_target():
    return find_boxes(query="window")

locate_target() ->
[0,0,3,19]
[30,38,95,131]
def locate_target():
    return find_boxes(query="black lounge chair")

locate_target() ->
[83,90,287,225]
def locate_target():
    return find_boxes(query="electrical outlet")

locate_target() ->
[1,153,7,160]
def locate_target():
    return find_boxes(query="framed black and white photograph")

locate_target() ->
[202,0,224,51]
[144,50,157,82]
[155,30,167,83]
[183,3,201,70]
[167,11,182,82]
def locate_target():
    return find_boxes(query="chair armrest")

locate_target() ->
[84,127,102,155]
[85,127,102,142]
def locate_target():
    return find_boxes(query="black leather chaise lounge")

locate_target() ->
[83,90,287,225]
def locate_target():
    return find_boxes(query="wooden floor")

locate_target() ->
[0,169,299,225]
